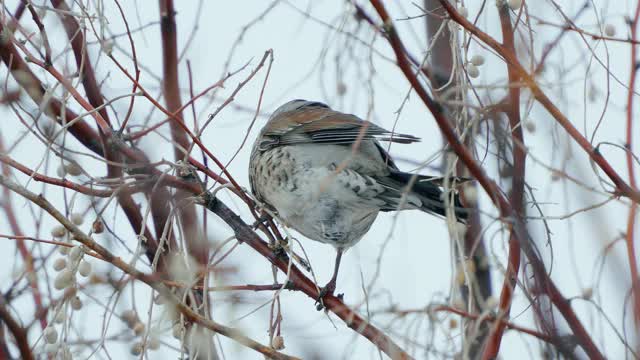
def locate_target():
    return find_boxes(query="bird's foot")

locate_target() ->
[270,241,293,264]
[315,281,343,311]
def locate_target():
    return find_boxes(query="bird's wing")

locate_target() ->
[374,171,469,222]
[258,106,420,151]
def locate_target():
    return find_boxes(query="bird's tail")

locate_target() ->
[382,171,470,222]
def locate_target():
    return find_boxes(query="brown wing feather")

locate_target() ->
[262,108,419,147]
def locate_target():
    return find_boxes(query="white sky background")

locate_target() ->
[0,0,637,359]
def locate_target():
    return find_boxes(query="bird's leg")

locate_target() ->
[319,249,343,298]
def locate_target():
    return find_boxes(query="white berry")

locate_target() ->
[53,258,67,271]
[467,64,480,78]
[44,326,58,344]
[604,24,616,37]
[508,0,522,10]
[54,311,66,324]
[463,185,478,207]
[56,165,67,178]
[457,5,468,18]
[58,245,70,255]
[54,269,75,290]
[147,337,160,350]
[122,309,138,327]
[153,295,165,305]
[271,335,285,350]
[44,343,59,354]
[51,226,67,238]
[68,246,83,262]
[133,322,145,336]
[470,54,485,66]
[64,162,82,176]
[525,120,536,132]
[172,323,184,339]
[70,213,84,225]
[70,296,82,310]
[130,342,143,356]
[78,260,91,277]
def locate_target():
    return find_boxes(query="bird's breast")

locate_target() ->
[249,145,381,248]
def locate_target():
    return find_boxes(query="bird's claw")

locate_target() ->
[315,282,339,311]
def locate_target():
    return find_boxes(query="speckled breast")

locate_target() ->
[249,147,297,209]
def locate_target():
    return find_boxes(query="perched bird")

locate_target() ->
[249,100,467,297]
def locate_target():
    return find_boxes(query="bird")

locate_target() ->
[249,99,468,298]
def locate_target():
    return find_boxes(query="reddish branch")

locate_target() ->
[155,0,211,265]
[159,0,191,160]
[0,0,634,358]
[430,305,561,347]
[437,1,640,204]
[159,0,208,274]
[420,0,493,354]
[23,0,52,66]
[368,0,604,358]
[188,155,283,245]
[8,24,161,260]
[124,68,240,141]
[626,0,640,331]
[111,0,141,131]
[0,153,111,197]
[51,0,183,274]
[537,19,640,46]
[0,299,34,360]
[7,34,111,135]
[0,16,169,272]
[0,176,298,360]
[482,5,524,358]
[10,3,26,24]
[3,7,406,359]
[50,0,112,127]
[0,152,201,197]
[0,139,46,331]
[0,30,104,155]
[0,166,408,358]
[0,234,101,254]
[106,51,276,228]
[190,283,293,292]
[0,27,197,270]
